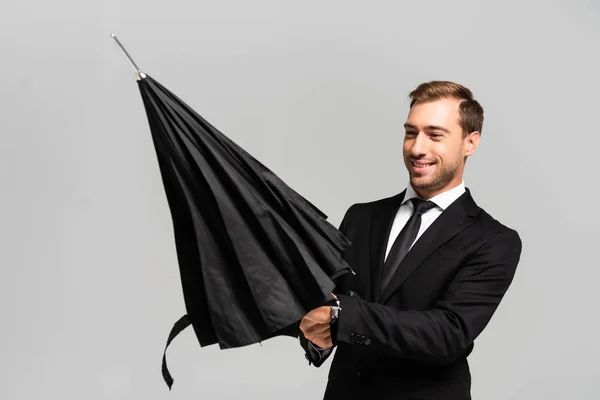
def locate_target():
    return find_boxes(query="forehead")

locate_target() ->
[405,98,462,129]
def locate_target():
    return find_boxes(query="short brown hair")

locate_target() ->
[409,81,484,136]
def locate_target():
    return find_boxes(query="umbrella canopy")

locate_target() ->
[135,73,354,388]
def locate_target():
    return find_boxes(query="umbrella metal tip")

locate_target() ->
[111,34,143,77]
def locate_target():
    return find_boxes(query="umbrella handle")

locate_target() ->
[110,33,146,80]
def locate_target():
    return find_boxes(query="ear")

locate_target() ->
[464,131,480,157]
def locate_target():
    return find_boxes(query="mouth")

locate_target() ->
[411,160,435,167]
[410,160,435,173]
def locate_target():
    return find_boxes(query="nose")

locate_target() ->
[409,132,429,156]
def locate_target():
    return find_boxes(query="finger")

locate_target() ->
[303,306,326,319]
[304,325,331,343]
[305,323,330,336]
[303,307,330,323]
[299,317,318,331]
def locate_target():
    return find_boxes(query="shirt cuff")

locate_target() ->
[308,341,331,352]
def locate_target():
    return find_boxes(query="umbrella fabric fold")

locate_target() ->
[135,74,353,389]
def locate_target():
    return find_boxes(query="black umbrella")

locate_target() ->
[111,35,354,389]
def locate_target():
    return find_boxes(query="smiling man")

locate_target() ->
[298,81,522,400]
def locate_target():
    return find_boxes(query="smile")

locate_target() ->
[411,161,435,168]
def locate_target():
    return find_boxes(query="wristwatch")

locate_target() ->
[330,298,341,323]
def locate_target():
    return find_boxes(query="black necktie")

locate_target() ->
[380,198,437,294]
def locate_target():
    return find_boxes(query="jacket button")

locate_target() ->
[365,338,371,346]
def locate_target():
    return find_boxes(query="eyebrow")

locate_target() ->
[404,123,450,133]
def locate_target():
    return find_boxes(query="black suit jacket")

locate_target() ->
[299,188,522,400]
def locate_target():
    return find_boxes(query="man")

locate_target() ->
[298,81,522,400]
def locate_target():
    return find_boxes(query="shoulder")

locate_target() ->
[343,192,403,215]
[337,193,402,231]
[471,206,522,255]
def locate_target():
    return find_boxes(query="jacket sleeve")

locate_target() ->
[333,229,522,365]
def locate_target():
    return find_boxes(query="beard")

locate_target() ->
[408,158,461,192]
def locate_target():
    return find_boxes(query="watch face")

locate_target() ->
[331,306,340,320]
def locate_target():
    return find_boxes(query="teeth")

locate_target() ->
[412,161,433,167]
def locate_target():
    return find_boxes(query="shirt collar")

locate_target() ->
[402,180,466,211]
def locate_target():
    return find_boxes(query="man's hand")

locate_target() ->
[299,293,337,349]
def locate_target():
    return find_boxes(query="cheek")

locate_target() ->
[402,142,410,156]
[435,144,460,162]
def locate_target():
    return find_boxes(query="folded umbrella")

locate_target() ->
[112,35,354,389]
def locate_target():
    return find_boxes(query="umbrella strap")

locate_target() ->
[161,314,192,390]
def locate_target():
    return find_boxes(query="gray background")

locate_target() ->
[2,0,599,398]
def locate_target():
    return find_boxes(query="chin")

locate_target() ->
[410,177,440,191]
[410,175,432,186]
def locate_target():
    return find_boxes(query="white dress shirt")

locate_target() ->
[384,180,466,262]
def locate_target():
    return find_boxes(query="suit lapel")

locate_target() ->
[369,191,405,303]
[378,188,481,304]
